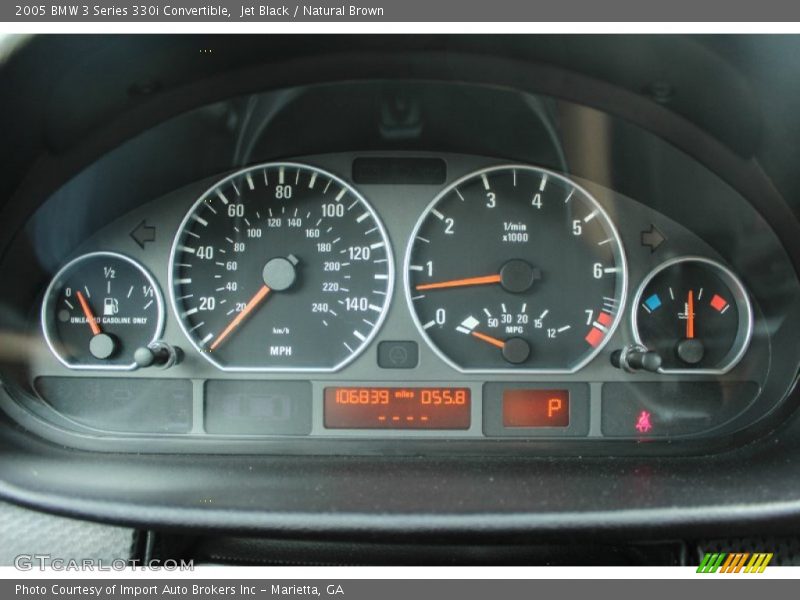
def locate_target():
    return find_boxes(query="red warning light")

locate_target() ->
[634,410,653,433]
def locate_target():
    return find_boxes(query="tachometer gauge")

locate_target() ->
[405,165,627,372]
[170,163,393,371]
[41,252,164,370]
[632,256,753,374]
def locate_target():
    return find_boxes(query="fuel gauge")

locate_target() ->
[632,257,753,374]
[41,252,165,370]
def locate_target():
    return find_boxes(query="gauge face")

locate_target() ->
[41,252,164,370]
[633,257,753,373]
[405,165,627,372]
[170,163,393,371]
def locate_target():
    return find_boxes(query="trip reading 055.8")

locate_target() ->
[324,387,471,429]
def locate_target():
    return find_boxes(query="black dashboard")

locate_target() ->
[1,35,800,556]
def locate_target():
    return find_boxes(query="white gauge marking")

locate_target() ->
[539,174,548,191]
[216,189,229,205]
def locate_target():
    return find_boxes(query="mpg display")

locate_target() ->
[324,387,471,429]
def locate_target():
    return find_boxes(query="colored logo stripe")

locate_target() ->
[697,552,773,573]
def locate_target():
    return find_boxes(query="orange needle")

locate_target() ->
[209,285,271,351]
[686,289,695,339]
[471,330,506,349]
[416,273,502,291]
[76,290,101,336]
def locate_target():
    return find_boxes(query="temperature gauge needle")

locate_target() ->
[210,284,271,352]
[686,290,695,339]
[416,273,502,291]
[470,330,506,349]
[76,290,101,336]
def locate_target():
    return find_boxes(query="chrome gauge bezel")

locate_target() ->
[631,255,754,375]
[403,164,629,374]
[41,251,166,371]
[168,162,395,373]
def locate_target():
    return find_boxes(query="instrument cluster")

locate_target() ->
[1,151,795,453]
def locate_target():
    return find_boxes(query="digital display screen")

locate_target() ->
[502,389,570,427]
[324,387,470,429]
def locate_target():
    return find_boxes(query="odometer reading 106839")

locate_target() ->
[170,163,393,371]
[405,165,627,373]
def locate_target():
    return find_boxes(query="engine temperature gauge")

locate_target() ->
[632,256,753,374]
[41,252,165,370]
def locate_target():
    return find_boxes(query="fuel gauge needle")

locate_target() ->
[686,289,695,339]
[209,284,271,351]
[76,290,101,336]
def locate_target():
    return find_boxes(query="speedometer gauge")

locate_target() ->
[170,163,393,371]
[405,165,627,372]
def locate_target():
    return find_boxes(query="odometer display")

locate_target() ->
[405,165,627,372]
[170,163,393,371]
[324,387,471,429]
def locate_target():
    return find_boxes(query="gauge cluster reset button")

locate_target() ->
[377,341,418,369]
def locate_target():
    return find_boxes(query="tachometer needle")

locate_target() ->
[76,290,101,336]
[209,285,271,352]
[415,273,502,291]
[686,289,695,339]
[470,330,506,349]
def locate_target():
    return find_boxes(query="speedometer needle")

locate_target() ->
[415,273,502,291]
[209,285,271,351]
[76,290,102,336]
